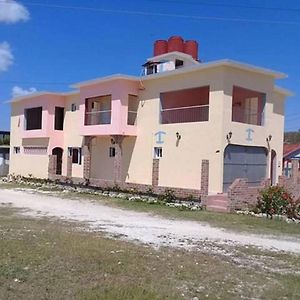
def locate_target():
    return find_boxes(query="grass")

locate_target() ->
[1,181,300,237]
[0,206,299,300]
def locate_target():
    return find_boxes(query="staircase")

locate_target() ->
[205,194,230,213]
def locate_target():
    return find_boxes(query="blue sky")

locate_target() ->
[0,0,300,131]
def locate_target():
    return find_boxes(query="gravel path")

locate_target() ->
[1,189,300,254]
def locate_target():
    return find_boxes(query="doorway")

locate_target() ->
[52,147,63,175]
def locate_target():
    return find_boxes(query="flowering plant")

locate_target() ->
[257,186,300,219]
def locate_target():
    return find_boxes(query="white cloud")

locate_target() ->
[0,0,29,23]
[0,41,13,72]
[12,86,37,98]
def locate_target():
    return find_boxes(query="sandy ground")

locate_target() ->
[0,189,300,254]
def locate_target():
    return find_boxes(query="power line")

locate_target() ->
[1,1,300,25]
[0,80,70,86]
[148,0,300,13]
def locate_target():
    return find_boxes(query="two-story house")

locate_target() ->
[9,36,291,202]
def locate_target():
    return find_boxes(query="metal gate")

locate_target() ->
[223,145,267,192]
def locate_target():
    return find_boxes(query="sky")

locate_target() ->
[0,0,300,131]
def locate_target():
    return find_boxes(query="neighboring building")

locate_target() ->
[283,143,300,177]
[0,131,10,176]
[9,36,292,197]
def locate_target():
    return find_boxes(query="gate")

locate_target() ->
[223,145,267,192]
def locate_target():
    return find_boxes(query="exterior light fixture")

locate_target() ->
[176,132,181,140]
[266,134,272,142]
[226,131,232,143]
[111,138,115,145]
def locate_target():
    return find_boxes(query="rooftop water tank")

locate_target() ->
[154,40,168,56]
[167,36,184,53]
[184,40,198,60]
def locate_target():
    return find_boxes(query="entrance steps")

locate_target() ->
[205,194,230,213]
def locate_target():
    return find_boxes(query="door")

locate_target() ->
[223,145,267,192]
[52,147,63,175]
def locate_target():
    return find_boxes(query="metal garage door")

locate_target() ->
[223,145,267,192]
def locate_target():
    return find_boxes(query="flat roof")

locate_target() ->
[8,58,291,103]
[141,59,287,81]
[71,74,140,88]
[8,90,79,103]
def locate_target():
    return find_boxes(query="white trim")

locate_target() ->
[71,74,140,88]
[147,51,199,64]
[8,90,79,104]
[141,59,287,81]
[274,86,294,97]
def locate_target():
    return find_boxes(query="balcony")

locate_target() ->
[85,110,112,125]
[80,93,138,137]
[232,86,265,126]
[161,104,209,124]
[160,86,209,124]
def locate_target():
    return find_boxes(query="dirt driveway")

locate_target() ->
[1,189,300,254]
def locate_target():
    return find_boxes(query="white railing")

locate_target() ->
[232,107,262,126]
[161,104,209,124]
[85,110,111,125]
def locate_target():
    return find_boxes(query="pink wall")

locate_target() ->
[20,94,65,153]
[79,79,139,136]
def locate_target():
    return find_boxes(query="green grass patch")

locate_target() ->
[0,207,299,299]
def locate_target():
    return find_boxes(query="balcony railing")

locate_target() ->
[161,104,209,124]
[232,107,263,126]
[127,111,137,125]
[85,110,111,125]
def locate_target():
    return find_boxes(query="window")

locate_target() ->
[232,86,265,126]
[54,107,64,130]
[154,147,163,158]
[85,95,112,125]
[175,59,184,69]
[13,146,20,154]
[71,103,77,111]
[109,147,116,157]
[127,95,139,125]
[160,86,209,124]
[25,107,42,130]
[68,147,82,164]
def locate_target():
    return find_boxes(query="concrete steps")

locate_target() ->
[206,194,229,213]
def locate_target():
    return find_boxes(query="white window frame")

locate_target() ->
[154,147,163,158]
[68,147,82,164]
[109,147,116,157]
[13,146,21,154]
[71,103,77,112]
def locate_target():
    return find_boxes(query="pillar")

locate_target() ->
[67,155,72,178]
[201,159,209,196]
[152,159,159,186]
[111,135,124,182]
[48,155,57,178]
[83,145,91,179]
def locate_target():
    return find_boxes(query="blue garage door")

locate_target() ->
[223,145,267,192]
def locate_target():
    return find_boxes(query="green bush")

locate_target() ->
[257,185,300,219]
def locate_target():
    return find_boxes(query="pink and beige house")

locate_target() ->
[9,37,292,205]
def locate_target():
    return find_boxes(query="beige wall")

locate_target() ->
[62,94,84,178]
[90,137,114,180]
[122,66,285,193]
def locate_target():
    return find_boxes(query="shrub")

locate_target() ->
[257,185,300,219]
[158,189,176,203]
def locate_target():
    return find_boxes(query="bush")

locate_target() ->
[257,185,300,219]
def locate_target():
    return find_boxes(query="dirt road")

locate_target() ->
[1,189,299,254]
